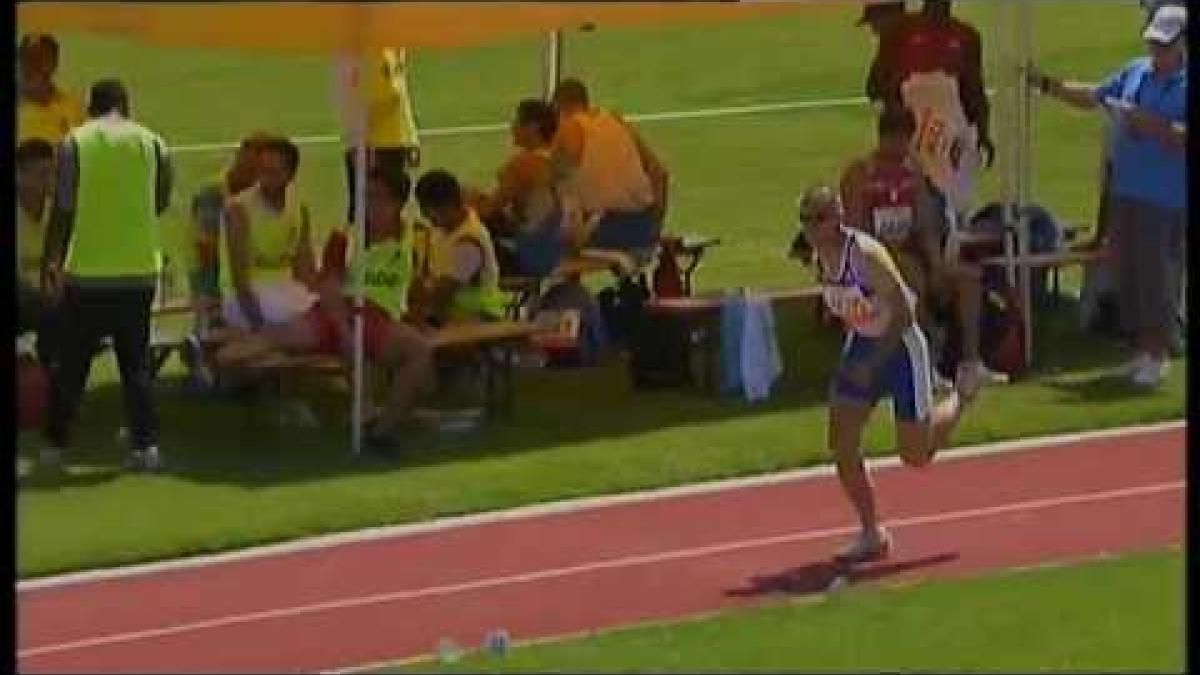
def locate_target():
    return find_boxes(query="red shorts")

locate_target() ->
[304,300,395,362]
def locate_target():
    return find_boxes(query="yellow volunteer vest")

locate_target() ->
[65,117,163,280]
[344,227,414,321]
[18,88,86,145]
[219,185,306,292]
[17,199,50,287]
[432,210,505,321]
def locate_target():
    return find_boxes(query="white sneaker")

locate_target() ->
[955,360,988,401]
[834,527,892,563]
[1131,358,1168,389]
[125,447,164,472]
[932,372,955,396]
[1122,352,1152,377]
[35,447,63,473]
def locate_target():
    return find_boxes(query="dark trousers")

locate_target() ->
[18,282,62,369]
[344,146,418,222]
[45,283,159,450]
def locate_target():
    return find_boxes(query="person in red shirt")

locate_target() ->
[841,107,944,334]
[866,0,995,170]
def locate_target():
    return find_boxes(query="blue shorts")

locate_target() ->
[514,211,567,278]
[830,325,933,422]
[587,208,661,252]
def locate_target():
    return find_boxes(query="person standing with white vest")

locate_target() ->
[40,79,173,473]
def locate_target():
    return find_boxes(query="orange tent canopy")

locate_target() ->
[17,2,841,54]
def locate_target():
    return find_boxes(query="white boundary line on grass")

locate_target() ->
[19,479,1185,660]
[168,82,1083,155]
[169,93,881,154]
[18,419,1185,592]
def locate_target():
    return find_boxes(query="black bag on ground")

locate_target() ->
[596,276,650,348]
[936,265,1028,381]
[597,275,693,389]
[628,311,693,389]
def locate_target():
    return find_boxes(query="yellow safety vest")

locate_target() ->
[344,227,414,320]
[18,88,85,145]
[431,210,505,321]
[219,184,307,292]
[64,117,163,280]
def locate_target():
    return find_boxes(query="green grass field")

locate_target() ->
[390,549,1185,673]
[16,2,1186,579]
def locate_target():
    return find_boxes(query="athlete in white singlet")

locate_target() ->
[794,183,967,563]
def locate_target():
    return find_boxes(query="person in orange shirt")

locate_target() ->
[17,34,86,146]
[469,99,566,277]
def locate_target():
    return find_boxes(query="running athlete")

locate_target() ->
[795,184,966,562]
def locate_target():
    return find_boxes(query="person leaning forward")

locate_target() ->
[39,78,173,474]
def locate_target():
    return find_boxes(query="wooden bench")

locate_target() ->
[230,320,548,423]
[499,236,722,320]
[645,286,822,393]
[978,247,1110,307]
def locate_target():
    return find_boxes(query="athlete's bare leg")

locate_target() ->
[829,399,881,533]
[895,390,964,467]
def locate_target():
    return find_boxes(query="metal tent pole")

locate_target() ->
[542,30,563,99]
[334,49,369,456]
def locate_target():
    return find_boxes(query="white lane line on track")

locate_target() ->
[19,419,1185,592]
[18,479,1184,660]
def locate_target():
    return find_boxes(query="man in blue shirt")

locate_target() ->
[1029,4,1186,389]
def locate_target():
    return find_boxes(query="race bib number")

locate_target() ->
[872,205,914,243]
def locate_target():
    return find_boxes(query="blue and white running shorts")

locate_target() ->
[830,324,934,422]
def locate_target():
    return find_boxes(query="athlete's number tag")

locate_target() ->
[872,206,913,243]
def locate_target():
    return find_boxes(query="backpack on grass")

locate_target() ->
[936,265,1028,381]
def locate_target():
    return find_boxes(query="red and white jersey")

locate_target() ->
[860,152,922,247]
[890,16,977,83]
[902,70,978,217]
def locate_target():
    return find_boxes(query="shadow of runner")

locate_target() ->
[725,552,959,598]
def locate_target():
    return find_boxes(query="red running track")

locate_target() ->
[18,424,1185,673]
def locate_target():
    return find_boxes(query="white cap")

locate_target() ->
[1143,4,1187,44]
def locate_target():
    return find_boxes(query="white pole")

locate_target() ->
[352,101,368,455]
[542,30,562,99]
[1016,0,1035,367]
[335,50,369,456]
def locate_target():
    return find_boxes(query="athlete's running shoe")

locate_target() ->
[834,527,892,563]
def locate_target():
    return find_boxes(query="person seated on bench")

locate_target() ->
[218,164,436,442]
[467,98,566,278]
[551,78,669,255]
[189,132,273,323]
[841,107,944,331]
[841,106,997,399]
[411,169,507,326]
[16,138,61,369]
[218,136,319,337]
